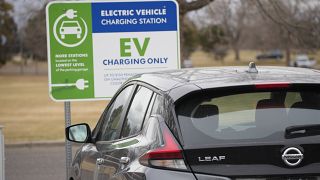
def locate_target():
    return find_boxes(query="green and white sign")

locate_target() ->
[46,0,180,101]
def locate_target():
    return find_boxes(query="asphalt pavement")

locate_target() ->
[5,144,68,180]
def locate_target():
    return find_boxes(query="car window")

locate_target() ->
[151,94,164,116]
[212,92,270,130]
[121,86,153,138]
[142,94,156,131]
[176,90,320,146]
[284,92,302,109]
[97,85,134,141]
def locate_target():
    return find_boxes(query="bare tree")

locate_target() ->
[11,0,51,73]
[182,17,199,59]
[206,0,252,61]
[0,0,17,67]
[198,0,320,65]
[255,0,320,66]
[198,25,227,62]
[23,8,47,60]
[177,0,216,63]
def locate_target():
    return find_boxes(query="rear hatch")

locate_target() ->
[175,85,320,179]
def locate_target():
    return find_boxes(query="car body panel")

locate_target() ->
[74,143,99,180]
[184,143,320,177]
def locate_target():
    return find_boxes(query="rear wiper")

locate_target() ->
[285,124,320,139]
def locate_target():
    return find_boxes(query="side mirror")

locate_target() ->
[66,123,91,143]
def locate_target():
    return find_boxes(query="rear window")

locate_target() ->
[176,90,320,146]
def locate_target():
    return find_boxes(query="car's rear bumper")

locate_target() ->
[122,164,197,180]
[144,167,231,180]
[144,168,196,180]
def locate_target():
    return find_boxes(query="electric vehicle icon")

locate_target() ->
[59,21,82,39]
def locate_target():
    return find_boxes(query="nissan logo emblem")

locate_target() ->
[282,147,303,167]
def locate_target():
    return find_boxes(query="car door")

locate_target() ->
[80,85,135,180]
[94,85,155,180]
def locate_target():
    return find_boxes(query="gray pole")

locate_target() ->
[0,126,4,180]
[64,102,72,180]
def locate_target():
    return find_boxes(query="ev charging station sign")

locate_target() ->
[46,0,180,101]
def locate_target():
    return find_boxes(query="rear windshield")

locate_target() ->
[176,90,320,146]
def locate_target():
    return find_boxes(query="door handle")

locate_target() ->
[96,158,105,165]
[120,157,130,164]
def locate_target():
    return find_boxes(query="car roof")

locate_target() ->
[128,66,320,101]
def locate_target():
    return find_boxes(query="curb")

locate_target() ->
[5,140,66,148]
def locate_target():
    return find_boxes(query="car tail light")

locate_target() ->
[139,126,188,170]
[255,82,290,89]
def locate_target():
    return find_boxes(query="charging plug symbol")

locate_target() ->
[65,9,77,19]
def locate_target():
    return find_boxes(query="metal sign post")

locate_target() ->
[0,125,4,180]
[64,102,72,180]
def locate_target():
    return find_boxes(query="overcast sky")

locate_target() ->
[6,0,47,30]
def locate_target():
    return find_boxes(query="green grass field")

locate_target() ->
[0,49,319,143]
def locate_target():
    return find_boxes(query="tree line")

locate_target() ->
[0,0,17,67]
[1,0,319,67]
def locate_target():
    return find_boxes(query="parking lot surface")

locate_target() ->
[5,144,67,180]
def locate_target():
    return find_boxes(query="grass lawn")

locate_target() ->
[190,50,320,67]
[0,75,107,143]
